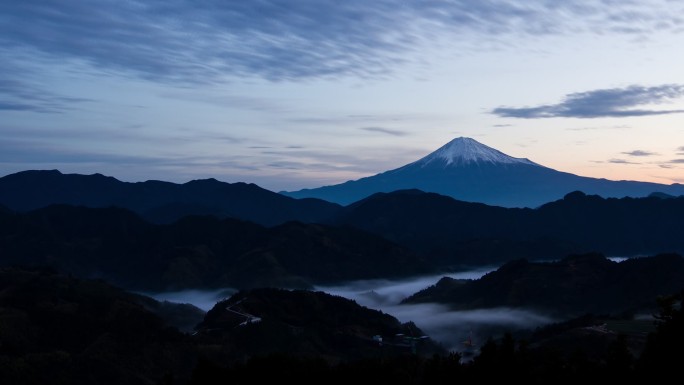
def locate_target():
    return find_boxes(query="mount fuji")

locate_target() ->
[282,137,684,207]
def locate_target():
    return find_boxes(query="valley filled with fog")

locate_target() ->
[315,267,555,353]
[146,264,555,354]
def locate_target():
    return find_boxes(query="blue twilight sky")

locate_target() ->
[1,0,684,191]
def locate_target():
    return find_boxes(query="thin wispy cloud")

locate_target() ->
[622,150,658,157]
[0,77,93,113]
[669,159,684,164]
[677,146,684,155]
[161,91,291,114]
[360,127,409,137]
[608,158,639,164]
[0,139,171,166]
[257,147,422,175]
[290,113,428,126]
[566,125,631,131]
[492,84,684,119]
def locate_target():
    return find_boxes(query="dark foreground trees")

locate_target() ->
[1,267,682,385]
[188,292,684,385]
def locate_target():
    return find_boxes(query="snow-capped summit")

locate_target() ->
[413,137,537,167]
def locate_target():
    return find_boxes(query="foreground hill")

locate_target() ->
[0,169,341,226]
[403,253,684,318]
[0,268,448,385]
[283,137,684,207]
[0,267,199,385]
[195,288,446,362]
[332,189,684,266]
[0,205,431,290]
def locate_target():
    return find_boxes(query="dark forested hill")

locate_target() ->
[332,190,684,267]
[0,267,200,385]
[403,253,684,318]
[195,288,446,362]
[0,205,431,291]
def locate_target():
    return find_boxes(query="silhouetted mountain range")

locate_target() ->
[0,169,340,226]
[283,137,684,207]
[403,253,684,318]
[331,189,684,266]
[3,168,684,271]
[0,205,430,290]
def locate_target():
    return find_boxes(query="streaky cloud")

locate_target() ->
[622,150,658,157]
[608,158,639,164]
[2,1,683,84]
[360,126,409,137]
[491,84,684,119]
[0,76,93,113]
[0,102,37,111]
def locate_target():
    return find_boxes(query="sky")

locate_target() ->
[2,0,684,191]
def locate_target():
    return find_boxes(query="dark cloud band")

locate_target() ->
[621,150,658,157]
[492,84,684,119]
[360,127,408,136]
[608,158,639,164]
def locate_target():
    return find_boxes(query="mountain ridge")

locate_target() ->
[330,189,684,266]
[0,169,341,226]
[282,137,684,207]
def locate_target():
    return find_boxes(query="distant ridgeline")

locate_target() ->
[329,189,684,266]
[0,169,341,226]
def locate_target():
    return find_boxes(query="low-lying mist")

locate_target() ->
[147,288,237,312]
[315,268,553,353]
[145,266,555,354]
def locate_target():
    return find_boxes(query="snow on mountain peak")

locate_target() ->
[414,137,538,167]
